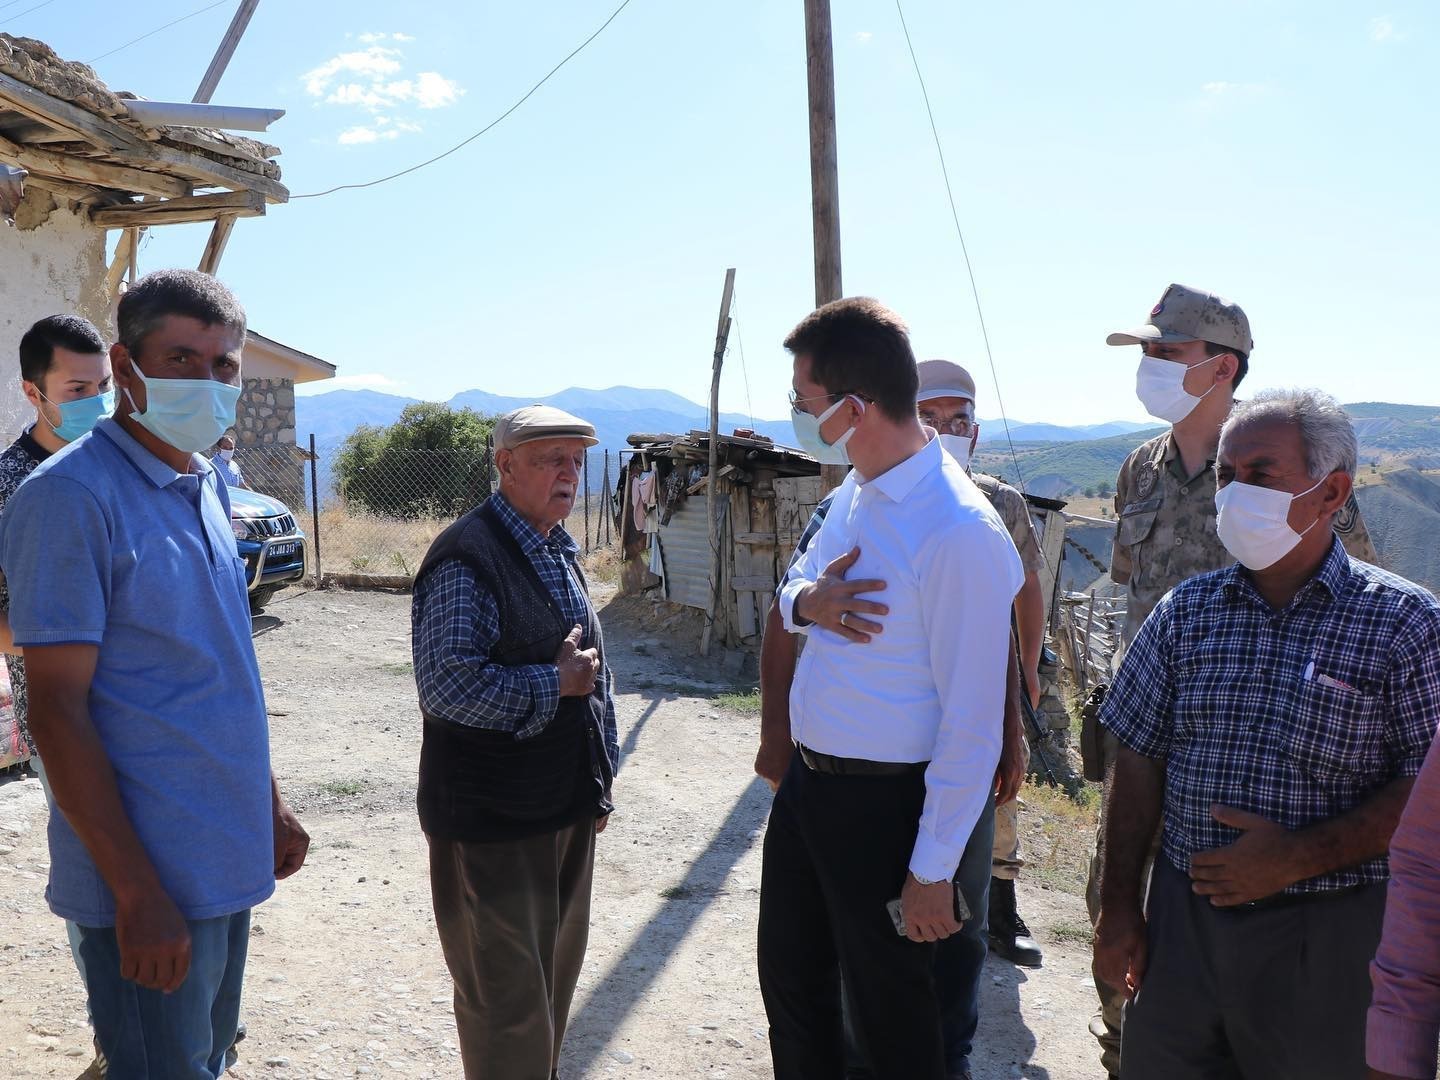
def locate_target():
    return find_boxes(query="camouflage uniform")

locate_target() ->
[973,473,1045,881]
[1085,427,1378,1075]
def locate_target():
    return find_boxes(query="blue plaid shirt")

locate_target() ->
[1103,536,1440,894]
[785,491,835,576]
[411,493,619,772]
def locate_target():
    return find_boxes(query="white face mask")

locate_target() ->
[938,433,974,470]
[218,448,235,462]
[790,394,862,466]
[1214,476,1326,571]
[1135,354,1220,424]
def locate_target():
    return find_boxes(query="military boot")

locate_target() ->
[988,877,1043,968]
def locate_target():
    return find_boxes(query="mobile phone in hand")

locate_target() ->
[886,884,972,936]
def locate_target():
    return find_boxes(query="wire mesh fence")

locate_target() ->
[227,439,622,585]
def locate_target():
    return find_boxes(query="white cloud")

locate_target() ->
[854,31,873,44]
[1370,16,1405,43]
[303,39,463,145]
[302,46,403,97]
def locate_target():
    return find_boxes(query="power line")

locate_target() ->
[4,0,59,20]
[88,0,231,65]
[893,0,1026,493]
[292,0,636,201]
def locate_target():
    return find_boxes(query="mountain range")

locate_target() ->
[294,384,1155,459]
[291,387,1440,593]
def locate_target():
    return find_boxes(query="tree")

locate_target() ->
[1097,481,1112,498]
[1083,486,1096,498]
[335,403,496,520]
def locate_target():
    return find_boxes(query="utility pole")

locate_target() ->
[193,0,261,275]
[803,0,846,493]
[194,0,262,105]
[701,268,737,656]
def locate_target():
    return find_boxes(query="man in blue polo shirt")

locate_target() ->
[0,269,308,1079]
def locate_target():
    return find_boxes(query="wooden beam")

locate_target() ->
[22,173,109,205]
[0,132,189,199]
[90,190,265,228]
[0,70,147,154]
[194,0,262,104]
[135,141,288,203]
[197,213,237,275]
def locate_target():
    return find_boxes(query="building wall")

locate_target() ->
[0,189,110,440]
[235,376,297,447]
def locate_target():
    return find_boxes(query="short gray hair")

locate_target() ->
[1220,388,1357,480]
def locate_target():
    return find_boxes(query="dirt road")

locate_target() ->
[0,586,1102,1079]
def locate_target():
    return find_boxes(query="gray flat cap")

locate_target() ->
[493,404,599,450]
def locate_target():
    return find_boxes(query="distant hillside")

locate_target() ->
[973,428,1166,499]
[978,419,1153,444]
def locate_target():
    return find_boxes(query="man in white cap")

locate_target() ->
[916,359,1047,972]
[1086,284,1378,1078]
[411,404,619,1080]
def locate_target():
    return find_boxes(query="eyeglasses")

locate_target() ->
[919,411,975,436]
[788,388,863,411]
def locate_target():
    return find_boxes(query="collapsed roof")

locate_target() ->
[0,33,286,226]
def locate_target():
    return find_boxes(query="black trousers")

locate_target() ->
[758,751,946,1080]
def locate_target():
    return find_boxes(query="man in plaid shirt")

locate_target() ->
[1094,389,1440,1079]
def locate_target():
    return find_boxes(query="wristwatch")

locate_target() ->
[912,872,941,886]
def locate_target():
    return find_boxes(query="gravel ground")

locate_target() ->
[0,585,1103,1079]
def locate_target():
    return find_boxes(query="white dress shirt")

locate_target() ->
[779,435,1023,881]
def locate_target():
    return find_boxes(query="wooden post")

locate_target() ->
[308,433,322,586]
[194,0,262,104]
[583,451,591,555]
[701,268,737,655]
[804,0,847,495]
[197,213,236,275]
[603,452,611,546]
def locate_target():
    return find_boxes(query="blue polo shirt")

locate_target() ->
[0,419,274,926]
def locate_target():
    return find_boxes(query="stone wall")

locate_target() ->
[0,187,110,440]
[235,376,296,447]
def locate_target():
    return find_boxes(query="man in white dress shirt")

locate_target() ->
[758,297,1023,1079]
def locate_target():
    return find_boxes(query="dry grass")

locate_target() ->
[316,498,621,583]
[1020,777,1101,898]
[317,506,446,578]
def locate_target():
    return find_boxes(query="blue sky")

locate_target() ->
[11,1,1436,425]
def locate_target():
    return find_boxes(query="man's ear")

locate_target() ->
[1213,350,1240,387]
[495,447,514,482]
[21,380,42,410]
[1321,471,1353,519]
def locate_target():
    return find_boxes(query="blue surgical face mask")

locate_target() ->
[124,362,241,454]
[791,394,862,466]
[38,388,115,442]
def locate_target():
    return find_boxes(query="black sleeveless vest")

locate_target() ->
[414,498,612,842]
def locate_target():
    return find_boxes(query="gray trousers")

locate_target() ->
[1121,857,1385,1080]
[429,819,596,1080]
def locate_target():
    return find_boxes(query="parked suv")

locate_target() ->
[229,487,307,611]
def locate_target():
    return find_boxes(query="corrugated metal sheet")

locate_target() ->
[659,497,721,610]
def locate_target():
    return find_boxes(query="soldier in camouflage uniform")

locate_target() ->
[917,360,1047,970]
[1086,284,1378,1079]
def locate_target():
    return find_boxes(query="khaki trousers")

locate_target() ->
[1086,729,1161,1078]
[992,742,1029,881]
[429,819,596,1080]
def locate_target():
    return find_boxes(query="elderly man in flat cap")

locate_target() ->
[411,404,619,1080]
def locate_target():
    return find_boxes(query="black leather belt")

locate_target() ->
[796,743,927,777]
[1235,882,1370,911]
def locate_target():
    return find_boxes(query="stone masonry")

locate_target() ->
[235,377,296,447]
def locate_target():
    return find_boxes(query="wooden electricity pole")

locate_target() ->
[194,0,261,105]
[804,0,847,493]
[194,0,261,275]
[701,267,737,656]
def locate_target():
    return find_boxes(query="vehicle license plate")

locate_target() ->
[269,542,298,559]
